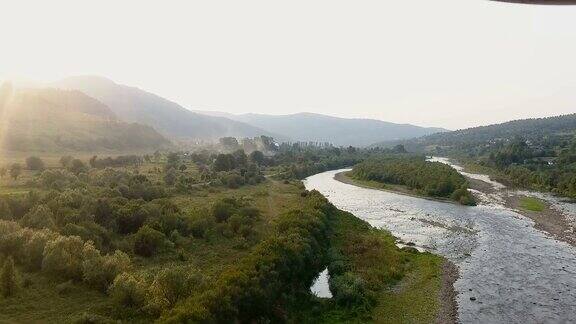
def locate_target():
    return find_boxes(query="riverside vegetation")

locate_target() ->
[349,155,476,205]
[0,143,453,323]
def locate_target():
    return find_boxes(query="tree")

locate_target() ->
[9,164,22,180]
[213,154,235,172]
[25,156,45,171]
[249,151,265,165]
[20,205,56,229]
[0,167,7,178]
[0,256,17,297]
[42,235,84,280]
[133,225,169,257]
[232,150,248,168]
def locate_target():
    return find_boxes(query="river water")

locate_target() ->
[303,161,576,324]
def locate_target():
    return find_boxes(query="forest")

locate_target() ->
[375,114,576,199]
[351,155,476,205]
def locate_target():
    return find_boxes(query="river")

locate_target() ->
[303,160,576,324]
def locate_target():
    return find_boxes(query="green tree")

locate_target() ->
[25,156,45,171]
[133,225,169,257]
[20,205,56,229]
[0,256,18,297]
[249,151,265,165]
[9,163,22,180]
[213,154,235,172]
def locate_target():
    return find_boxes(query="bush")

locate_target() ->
[329,272,367,307]
[20,205,56,230]
[42,235,84,280]
[0,256,18,297]
[147,267,203,310]
[109,272,146,309]
[211,200,236,223]
[133,225,169,257]
[82,241,131,291]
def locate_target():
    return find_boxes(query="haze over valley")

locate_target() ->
[1,1,576,323]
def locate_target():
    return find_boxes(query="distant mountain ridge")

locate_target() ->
[52,76,447,147]
[198,112,448,147]
[0,85,170,152]
[370,113,576,151]
[53,76,284,141]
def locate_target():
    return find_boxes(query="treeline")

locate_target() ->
[163,190,334,323]
[482,137,576,198]
[375,113,576,199]
[273,145,365,180]
[351,155,476,205]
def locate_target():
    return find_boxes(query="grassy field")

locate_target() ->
[519,196,546,212]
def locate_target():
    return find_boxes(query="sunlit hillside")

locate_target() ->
[0,84,170,152]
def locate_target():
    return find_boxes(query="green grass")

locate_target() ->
[519,197,546,212]
[0,271,112,323]
[373,253,443,324]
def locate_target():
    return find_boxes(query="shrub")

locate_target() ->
[20,205,56,230]
[23,229,57,270]
[0,199,14,221]
[109,272,146,309]
[0,256,18,297]
[133,226,169,257]
[82,241,131,291]
[329,272,367,307]
[211,200,236,223]
[148,267,203,310]
[42,235,84,280]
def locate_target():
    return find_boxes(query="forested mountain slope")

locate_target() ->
[0,84,169,152]
[53,76,283,141]
[371,114,576,152]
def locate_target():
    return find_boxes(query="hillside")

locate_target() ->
[0,84,170,152]
[216,112,447,147]
[53,76,283,141]
[371,113,576,152]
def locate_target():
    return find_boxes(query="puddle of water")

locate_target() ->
[310,268,332,298]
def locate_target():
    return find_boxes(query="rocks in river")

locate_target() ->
[406,242,416,246]
[470,297,477,301]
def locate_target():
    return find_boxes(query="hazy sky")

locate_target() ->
[1,0,575,130]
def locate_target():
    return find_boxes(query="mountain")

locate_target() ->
[371,113,576,152]
[0,84,170,152]
[53,76,282,141]
[217,112,447,147]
